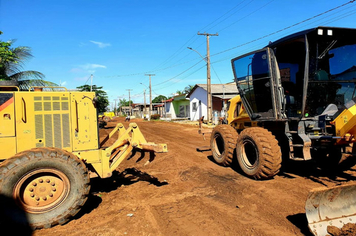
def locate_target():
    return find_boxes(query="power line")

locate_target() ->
[200,0,253,32]
[96,0,356,94]
[211,0,356,58]
[152,1,356,93]
[154,64,206,92]
[84,74,92,85]
[218,0,275,33]
[153,59,203,86]
[148,0,259,74]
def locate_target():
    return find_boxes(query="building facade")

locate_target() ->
[187,83,239,121]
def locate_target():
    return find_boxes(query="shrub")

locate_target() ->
[150,114,160,120]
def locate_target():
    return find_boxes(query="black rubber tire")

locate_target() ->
[236,127,282,180]
[210,124,238,166]
[313,146,342,171]
[0,147,90,229]
[103,116,111,122]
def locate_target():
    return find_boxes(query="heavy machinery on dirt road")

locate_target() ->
[99,111,115,122]
[209,27,356,235]
[0,86,167,229]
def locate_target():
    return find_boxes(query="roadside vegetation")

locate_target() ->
[0,31,56,89]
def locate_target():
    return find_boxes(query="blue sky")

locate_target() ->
[1,0,356,108]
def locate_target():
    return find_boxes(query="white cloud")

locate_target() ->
[70,63,107,76]
[79,42,87,47]
[81,63,107,70]
[70,68,84,73]
[90,40,111,48]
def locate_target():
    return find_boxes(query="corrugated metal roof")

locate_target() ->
[212,94,237,99]
[187,83,238,98]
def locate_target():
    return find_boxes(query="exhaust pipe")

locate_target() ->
[305,184,356,235]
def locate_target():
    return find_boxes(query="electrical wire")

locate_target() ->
[100,0,356,97]
[154,64,206,92]
[153,59,204,86]
[144,0,259,75]
[211,0,356,58]
[218,0,275,33]
[151,0,356,93]
[202,0,255,33]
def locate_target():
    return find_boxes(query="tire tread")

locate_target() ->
[236,127,282,180]
[0,147,90,229]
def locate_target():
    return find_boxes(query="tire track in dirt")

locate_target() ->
[117,120,310,235]
[33,118,356,236]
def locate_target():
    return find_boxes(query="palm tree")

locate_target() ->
[0,36,55,90]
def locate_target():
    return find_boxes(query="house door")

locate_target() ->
[0,93,15,137]
[0,92,16,158]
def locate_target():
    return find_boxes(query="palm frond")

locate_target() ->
[9,71,45,81]
[1,40,49,89]
[18,79,58,90]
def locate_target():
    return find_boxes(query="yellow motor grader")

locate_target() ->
[0,86,167,229]
[209,27,356,235]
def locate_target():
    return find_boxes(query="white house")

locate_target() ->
[163,98,174,118]
[187,83,239,121]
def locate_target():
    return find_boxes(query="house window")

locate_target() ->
[192,102,198,112]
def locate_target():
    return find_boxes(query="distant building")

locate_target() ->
[187,83,239,121]
[132,103,163,117]
[162,94,190,120]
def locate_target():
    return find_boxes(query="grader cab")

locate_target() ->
[0,86,167,229]
[209,27,356,235]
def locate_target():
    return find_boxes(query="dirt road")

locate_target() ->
[33,117,356,236]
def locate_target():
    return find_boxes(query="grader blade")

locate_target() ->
[305,184,356,236]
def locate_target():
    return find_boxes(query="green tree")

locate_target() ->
[0,34,54,89]
[152,95,167,103]
[175,90,183,95]
[76,84,109,113]
[183,84,194,94]
[176,84,194,95]
[118,98,133,108]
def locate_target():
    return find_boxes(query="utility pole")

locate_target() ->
[143,89,146,116]
[114,99,117,116]
[145,74,155,120]
[198,32,218,124]
[90,74,93,92]
[126,89,133,116]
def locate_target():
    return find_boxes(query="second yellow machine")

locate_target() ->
[0,86,167,229]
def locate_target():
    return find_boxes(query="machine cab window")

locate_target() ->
[232,48,279,120]
[306,31,356,117]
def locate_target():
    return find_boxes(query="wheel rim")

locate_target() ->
[13,168,70,214]
[241,138,259,169]
[213,133,225,157]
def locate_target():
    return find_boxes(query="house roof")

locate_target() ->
[212,94,237,99]
[162,94,189,103]
[134,103,163,107]
[187,83,239,98]
[162,98,174,103]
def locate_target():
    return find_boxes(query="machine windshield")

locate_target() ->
[232,49,275,119]
[306,38,356,116]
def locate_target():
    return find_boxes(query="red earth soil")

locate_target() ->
[30,117,356,236]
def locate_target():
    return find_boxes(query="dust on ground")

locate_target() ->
[33,117,356,236]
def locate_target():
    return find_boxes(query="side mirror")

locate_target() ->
[92,96,98,108]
